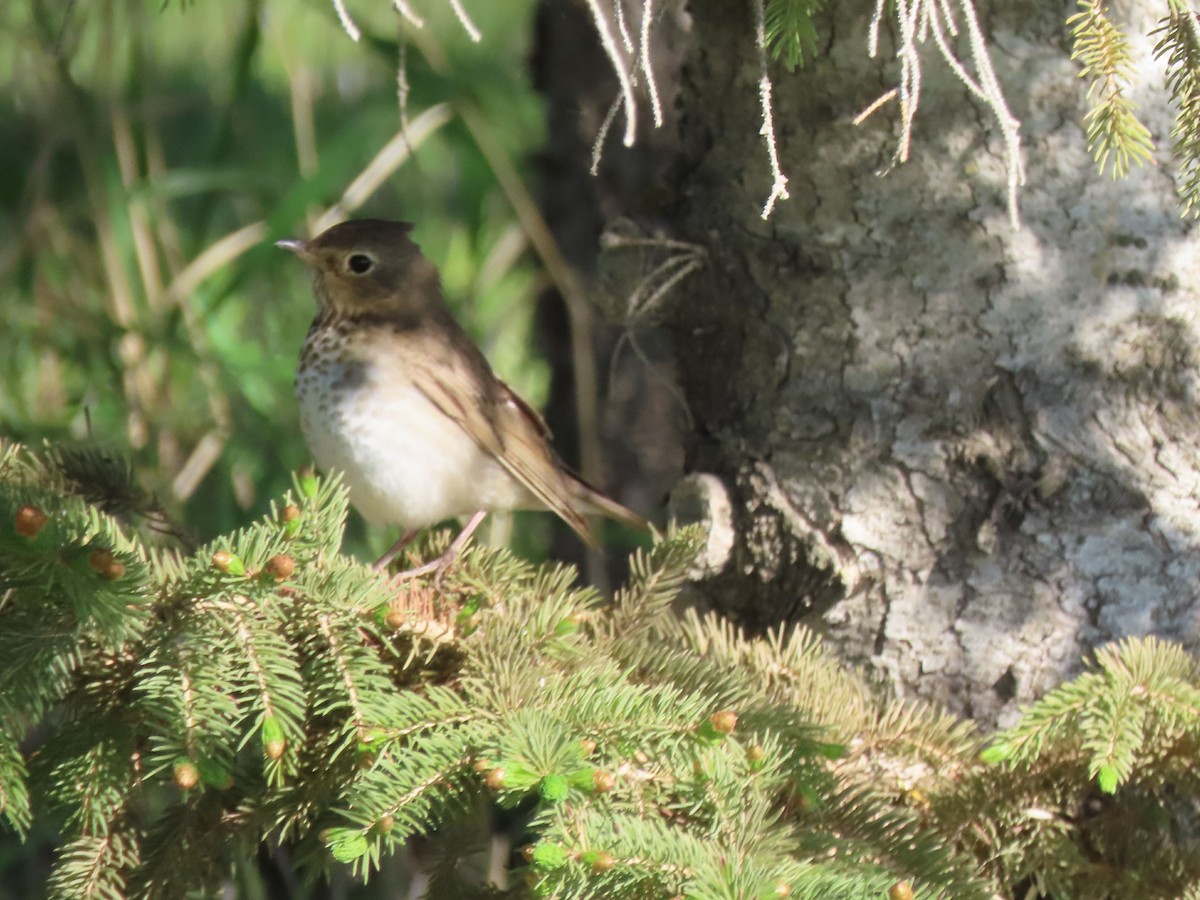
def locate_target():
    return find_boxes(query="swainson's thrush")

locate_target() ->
[279,219,646,575]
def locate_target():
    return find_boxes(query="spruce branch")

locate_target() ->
[605,524,703,639]
[1154,1,1200,216]
[984,636,1200,795]
[763,0,822,71]
[1070,0,1155,179]
[3,443,1200,896]
[206,592,307,782]
[0,734,30,835]
[47,830,140,900]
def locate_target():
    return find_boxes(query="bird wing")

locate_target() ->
[399,317,598,546]
[495,383,649,533]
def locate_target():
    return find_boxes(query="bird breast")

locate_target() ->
[295,328,529,528]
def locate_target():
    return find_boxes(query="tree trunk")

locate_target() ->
[652,0,1200,726]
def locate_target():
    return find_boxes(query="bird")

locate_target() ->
[278,218,647,577]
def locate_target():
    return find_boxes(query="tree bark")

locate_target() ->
[651,0,1200,725]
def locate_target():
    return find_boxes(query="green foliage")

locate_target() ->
[763,0,823,71]
[974,636,1200,897]
[1069,0,1155,178]
[0,0,546,557]
[1,442,1198,898]
[984,636,1200,794]
[1154,1,1200,217]
[1068,0,1200,214]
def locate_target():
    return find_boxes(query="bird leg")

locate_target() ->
[372,528,421,572]
[384,510,489,582]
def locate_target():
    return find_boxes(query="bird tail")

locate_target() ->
[571,479,652,539]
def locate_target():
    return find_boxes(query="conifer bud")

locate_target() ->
[197,758,233,789]
[263,553,295,581]
[592,770,616,793]
[15,505,47,538]
[774,881,791,897]
[539,774,569,802]
[173,759,200,790]
[520,844,536,863]
[473,757,492,773]
[298,465,318,497]
[709,709,737,734]
[888,882,914,900]
[373,815,394,834]
[746,743,766,771]
[384,607,407,630]
[587,851,615,873]
[262,716,286,760]
[327,830,369,863]
[531,842,568,869]
[357,727,386,754]
[87,548,125,580]
[579,738,597,756]
[454,596,483,636]
[485,767,507,790]
[280,504,301,536]
[211,550,245,576]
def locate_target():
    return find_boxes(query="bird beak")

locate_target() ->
[276,238,316,264]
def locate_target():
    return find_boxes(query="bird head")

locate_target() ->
[277,219,443,320]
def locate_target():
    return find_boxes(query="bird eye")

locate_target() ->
[347,253,374,274]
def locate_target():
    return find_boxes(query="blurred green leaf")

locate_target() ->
[0,0,543,555]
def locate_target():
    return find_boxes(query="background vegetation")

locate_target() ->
[1,0,549,559]
[4,1,1200,898]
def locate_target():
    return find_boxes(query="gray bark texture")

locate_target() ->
[638,0,1200,726]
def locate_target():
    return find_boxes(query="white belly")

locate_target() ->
[296,364,525,529]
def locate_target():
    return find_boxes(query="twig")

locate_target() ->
[447,0,482,43]
[854,89,898,126]
[585,0,638,147]
[926,3,988,104]
[591,96,624,175]
[392,0,425,28]
[956,0,1024,226]
[752,0,790,218]
[331,0,361,42]
[604,235,705,428]
[316,103,454,232]
[397,35,411,131]
[868,0,887,58]
[164,221,270,307]
[893,0,921,166]
[609,330,694,430]
[639,0,663,128]
[864,0,1024,225]
[613,0,635,53]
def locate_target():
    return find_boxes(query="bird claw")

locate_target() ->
[387,549,457,590]
[377,510,488,591]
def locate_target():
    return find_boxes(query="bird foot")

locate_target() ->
[374,510,488,590]
[387,547,458,591]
